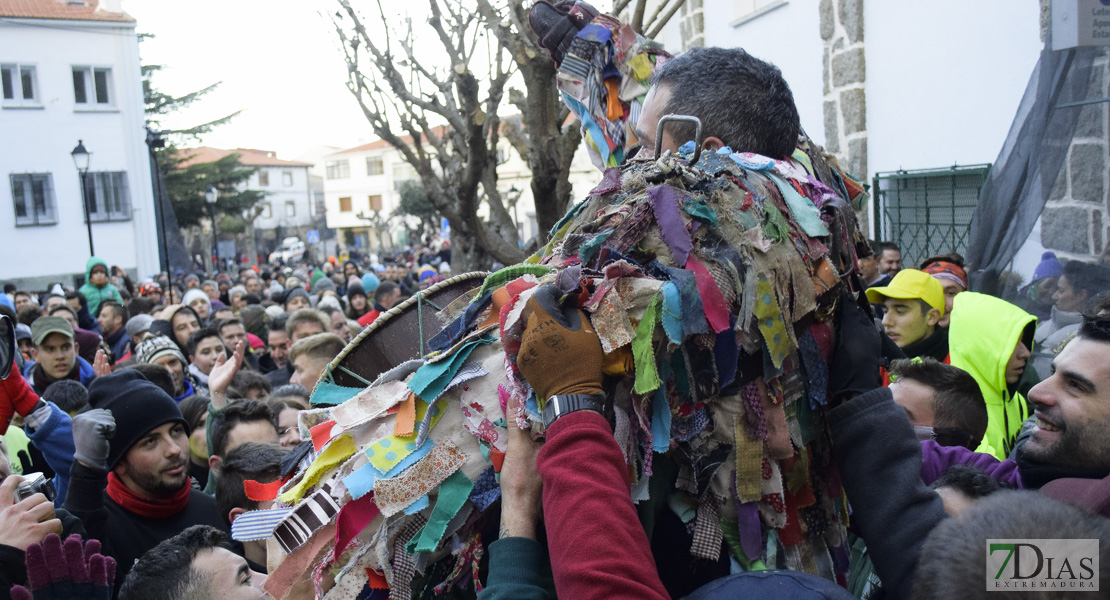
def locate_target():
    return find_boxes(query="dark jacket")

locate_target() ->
[64,462,228,597]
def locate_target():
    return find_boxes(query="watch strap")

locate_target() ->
[542,393,606,427]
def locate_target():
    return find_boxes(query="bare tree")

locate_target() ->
[332,0,684,270]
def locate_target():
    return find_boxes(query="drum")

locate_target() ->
[323,272,488,389]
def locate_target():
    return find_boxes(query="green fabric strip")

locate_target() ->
[406,470,475,553]
[632,294,662,394]
[475,265,552,299]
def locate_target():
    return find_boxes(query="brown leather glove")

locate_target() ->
[517,285,604,403]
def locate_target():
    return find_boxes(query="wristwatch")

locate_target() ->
[542,393,606,427]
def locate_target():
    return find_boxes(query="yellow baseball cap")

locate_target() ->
[865,269,945,314]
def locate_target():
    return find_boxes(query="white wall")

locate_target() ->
[0,17,157,286]
[323,147,412,230]
[252,165,313,229]
[865,1,1043,175]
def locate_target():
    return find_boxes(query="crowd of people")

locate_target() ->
[2,1,1110,597]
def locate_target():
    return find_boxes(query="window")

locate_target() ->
[258,170,269,186]
[81,171,131,222]
[282,171,293,186]
[1,64,40,107]
[369,195,383,212]
[260,202,272,218]
[10,174,56,226]
[366,156,384,176]
[339,197,352,212]
[732,0,787,25]
[326,160,349,179]
[72,67,113,107]
[285,200,296,217]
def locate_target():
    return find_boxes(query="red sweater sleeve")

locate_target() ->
[537,411,670,600]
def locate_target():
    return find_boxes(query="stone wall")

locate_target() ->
[819,0,866,182]
[679,0,705,50]
[1040,47,1110,261]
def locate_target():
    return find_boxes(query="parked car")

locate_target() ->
[269,237,305,264]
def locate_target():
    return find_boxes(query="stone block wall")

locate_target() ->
[679,0,705,50]
[1040,47,1110,261]
[819,0,867,181]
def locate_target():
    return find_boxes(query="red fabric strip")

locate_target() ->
[334,492,381,559]
[244,477,286,502]
[310,420,336,452]
[686,256,730,333]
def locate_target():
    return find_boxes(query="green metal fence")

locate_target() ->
[872,164,991,267]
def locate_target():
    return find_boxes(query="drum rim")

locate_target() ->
[316,270,490,392]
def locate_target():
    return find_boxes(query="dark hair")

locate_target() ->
[374,281,398,303]
[40,293,64,308]
[231,370,272,399]
[209,400,275,458]
[914,491,1110,600]
[918,252,966,271]
[930,464,1005,498]
[214,442,288,525]
[213,317,244,333]
[124,363,177,398]
[99,300,129,322]
[186,326,225,359]
[651,47,800,158]
[2,283,13,294]
[17,304,42,327]
[1078,313,1110,344]
[42,379,89,414]
[269,384,310,409]
[889,358,987,449]
[1062,261,1110,310]
[241,293,261,305]
[47,304,78,320]
[877,241,901,256]
[127,296,156,317]
[119,525,226,600]
[178,394,209,432]
[269,313,289,335]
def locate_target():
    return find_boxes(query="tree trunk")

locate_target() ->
[451,227,496,273]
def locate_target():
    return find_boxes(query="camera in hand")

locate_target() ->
[15,473,56,502]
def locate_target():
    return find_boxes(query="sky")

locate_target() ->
[123,0,379,161]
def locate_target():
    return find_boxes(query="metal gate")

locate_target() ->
[872,164,991,267]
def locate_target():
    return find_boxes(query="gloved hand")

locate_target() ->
[829,290,883,404]
[10,533,117,600]
[72,409,115,471]
[516,285,604,404]
[527,0,600,66]
[0,362,42,435]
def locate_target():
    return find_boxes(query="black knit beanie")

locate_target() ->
[87,370,189,469]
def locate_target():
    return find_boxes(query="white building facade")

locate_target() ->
[0,0,160,290]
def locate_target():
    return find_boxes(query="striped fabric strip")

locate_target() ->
[231,507,294,542]
[274,482,342,554]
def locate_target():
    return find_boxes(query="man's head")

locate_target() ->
[1053,260,1110,314]
[202,280,220,301]
[929,464,1005,517]
[183,289,211,322]
[231,370,272,401]
[97,301,128,337]
[866,269,944,348]
[921,255,967,328]
[283,288,311,313]
[42,293,67,314]
[289,333,346,389]
[119,525,268,600]
[374,281,401,311]
[30,316,77,380]
[187,327,227,376]
[168,306,201,350]
[267,314,290,369]
[208,400,278,474]
[135,335,189,396]
[318,305,351,342]
[637,47,800,159]
[1022,315,1110,470]
[285,308,328,343]
[12,291,32,312]
[215,442,289,526]
[244,277,262,296]
[877,242,902,276]
[216,317,249,351]
[889,358,987,450]
[914,491,1110,600]
[47,304,80,332]
[88,370,190,499]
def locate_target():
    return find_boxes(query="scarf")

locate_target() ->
[1014,446,1110,490]
[900,326,949,362]
[30,362,80,394]
[106,471,190,519]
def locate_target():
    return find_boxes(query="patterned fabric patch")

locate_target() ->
[374,441,468,517]
[274,481,342,554]
[231,507,293,542]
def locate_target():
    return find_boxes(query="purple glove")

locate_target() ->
[11,533,116,600]
[527,0,600,65]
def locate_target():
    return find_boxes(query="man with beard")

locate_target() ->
[64,370,228,594]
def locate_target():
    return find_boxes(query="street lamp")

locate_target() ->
[71,140,94,256]
[205,186,218,273]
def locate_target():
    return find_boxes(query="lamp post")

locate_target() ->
[71,140,94,256]
[205,186,218,274]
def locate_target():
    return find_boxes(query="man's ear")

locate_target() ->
[701,136,726,153]
[112,460,127,480]
[29,348,38,361]
[925,308,942,327]
[208,455,222,473]
[73,340,79,355]
[228,507,246,524]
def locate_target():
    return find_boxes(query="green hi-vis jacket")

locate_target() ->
[949,292,1037,460]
